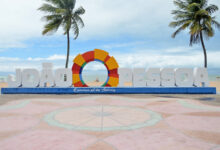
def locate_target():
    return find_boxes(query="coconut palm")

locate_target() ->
[38,0,85,68]
[169,0,220,68]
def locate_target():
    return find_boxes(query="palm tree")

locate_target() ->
[169,0,220,68]
[38,0,85,68]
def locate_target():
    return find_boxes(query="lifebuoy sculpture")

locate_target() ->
[72,49,119,87]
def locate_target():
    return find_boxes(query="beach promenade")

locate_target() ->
[0,94,220,150]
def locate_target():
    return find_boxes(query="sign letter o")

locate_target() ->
[72,49,119,87]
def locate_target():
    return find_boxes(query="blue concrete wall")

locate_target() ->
[1,87,216,94]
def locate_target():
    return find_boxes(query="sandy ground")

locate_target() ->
[0,95,220,150]
[0,83,7,88]
[86,82,105,87]
[210,81,220,92]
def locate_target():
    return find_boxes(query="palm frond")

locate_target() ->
[190,21,201,35]
[200,0,208,8]
[211,19,220,29]
[194,9,209,20]
[174,14,192,20]
[73,15,84,28]
[42,18,63,35]
[62,18,72,34]
[204,27,214,37]
[173,0,188,10]
[42,14,62,21]
[74,7,85,15]
[187,3,200,12]
[38,3,66,14]
[38,4,58,13]
[202,23,214,41]
[189,34,200,46]
[171,20,191,37]
[71,20,79,39]
[206,4,218,14]
[169,19,191,28]
[44,0,65,8]
[61,0,75,10]
[172,26,184,38]
[171,10,188,15]
[67,0,76,10]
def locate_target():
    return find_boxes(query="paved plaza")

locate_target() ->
[0,95,220,150]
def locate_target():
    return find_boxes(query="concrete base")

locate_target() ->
[1,87,217,94]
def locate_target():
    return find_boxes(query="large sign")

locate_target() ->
[7,49,210,88]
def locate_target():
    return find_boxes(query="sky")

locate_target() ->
[0,0,220,73]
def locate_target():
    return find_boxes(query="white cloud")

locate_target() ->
[0,0,219,47]
[113,49,220,68]
[102,41,146,49]
[0,41,27,50]
[1,0,173,42]
[0,47,219,73]
[0,57,21,62]
[77,0,218,39]
[27,54,69,61]
[0,0,43,48]
[163,47,194,54]
[77,0,175,39]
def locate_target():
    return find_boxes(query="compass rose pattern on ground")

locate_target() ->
[0,96,220,150]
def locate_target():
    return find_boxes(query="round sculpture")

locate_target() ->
[72,49,119,87]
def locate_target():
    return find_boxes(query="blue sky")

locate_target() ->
[0,0,220,73]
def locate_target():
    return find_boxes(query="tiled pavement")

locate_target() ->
[0,95,220,150]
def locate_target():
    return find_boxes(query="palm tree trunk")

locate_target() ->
[65,30,70,68]
[200,31,207,68]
